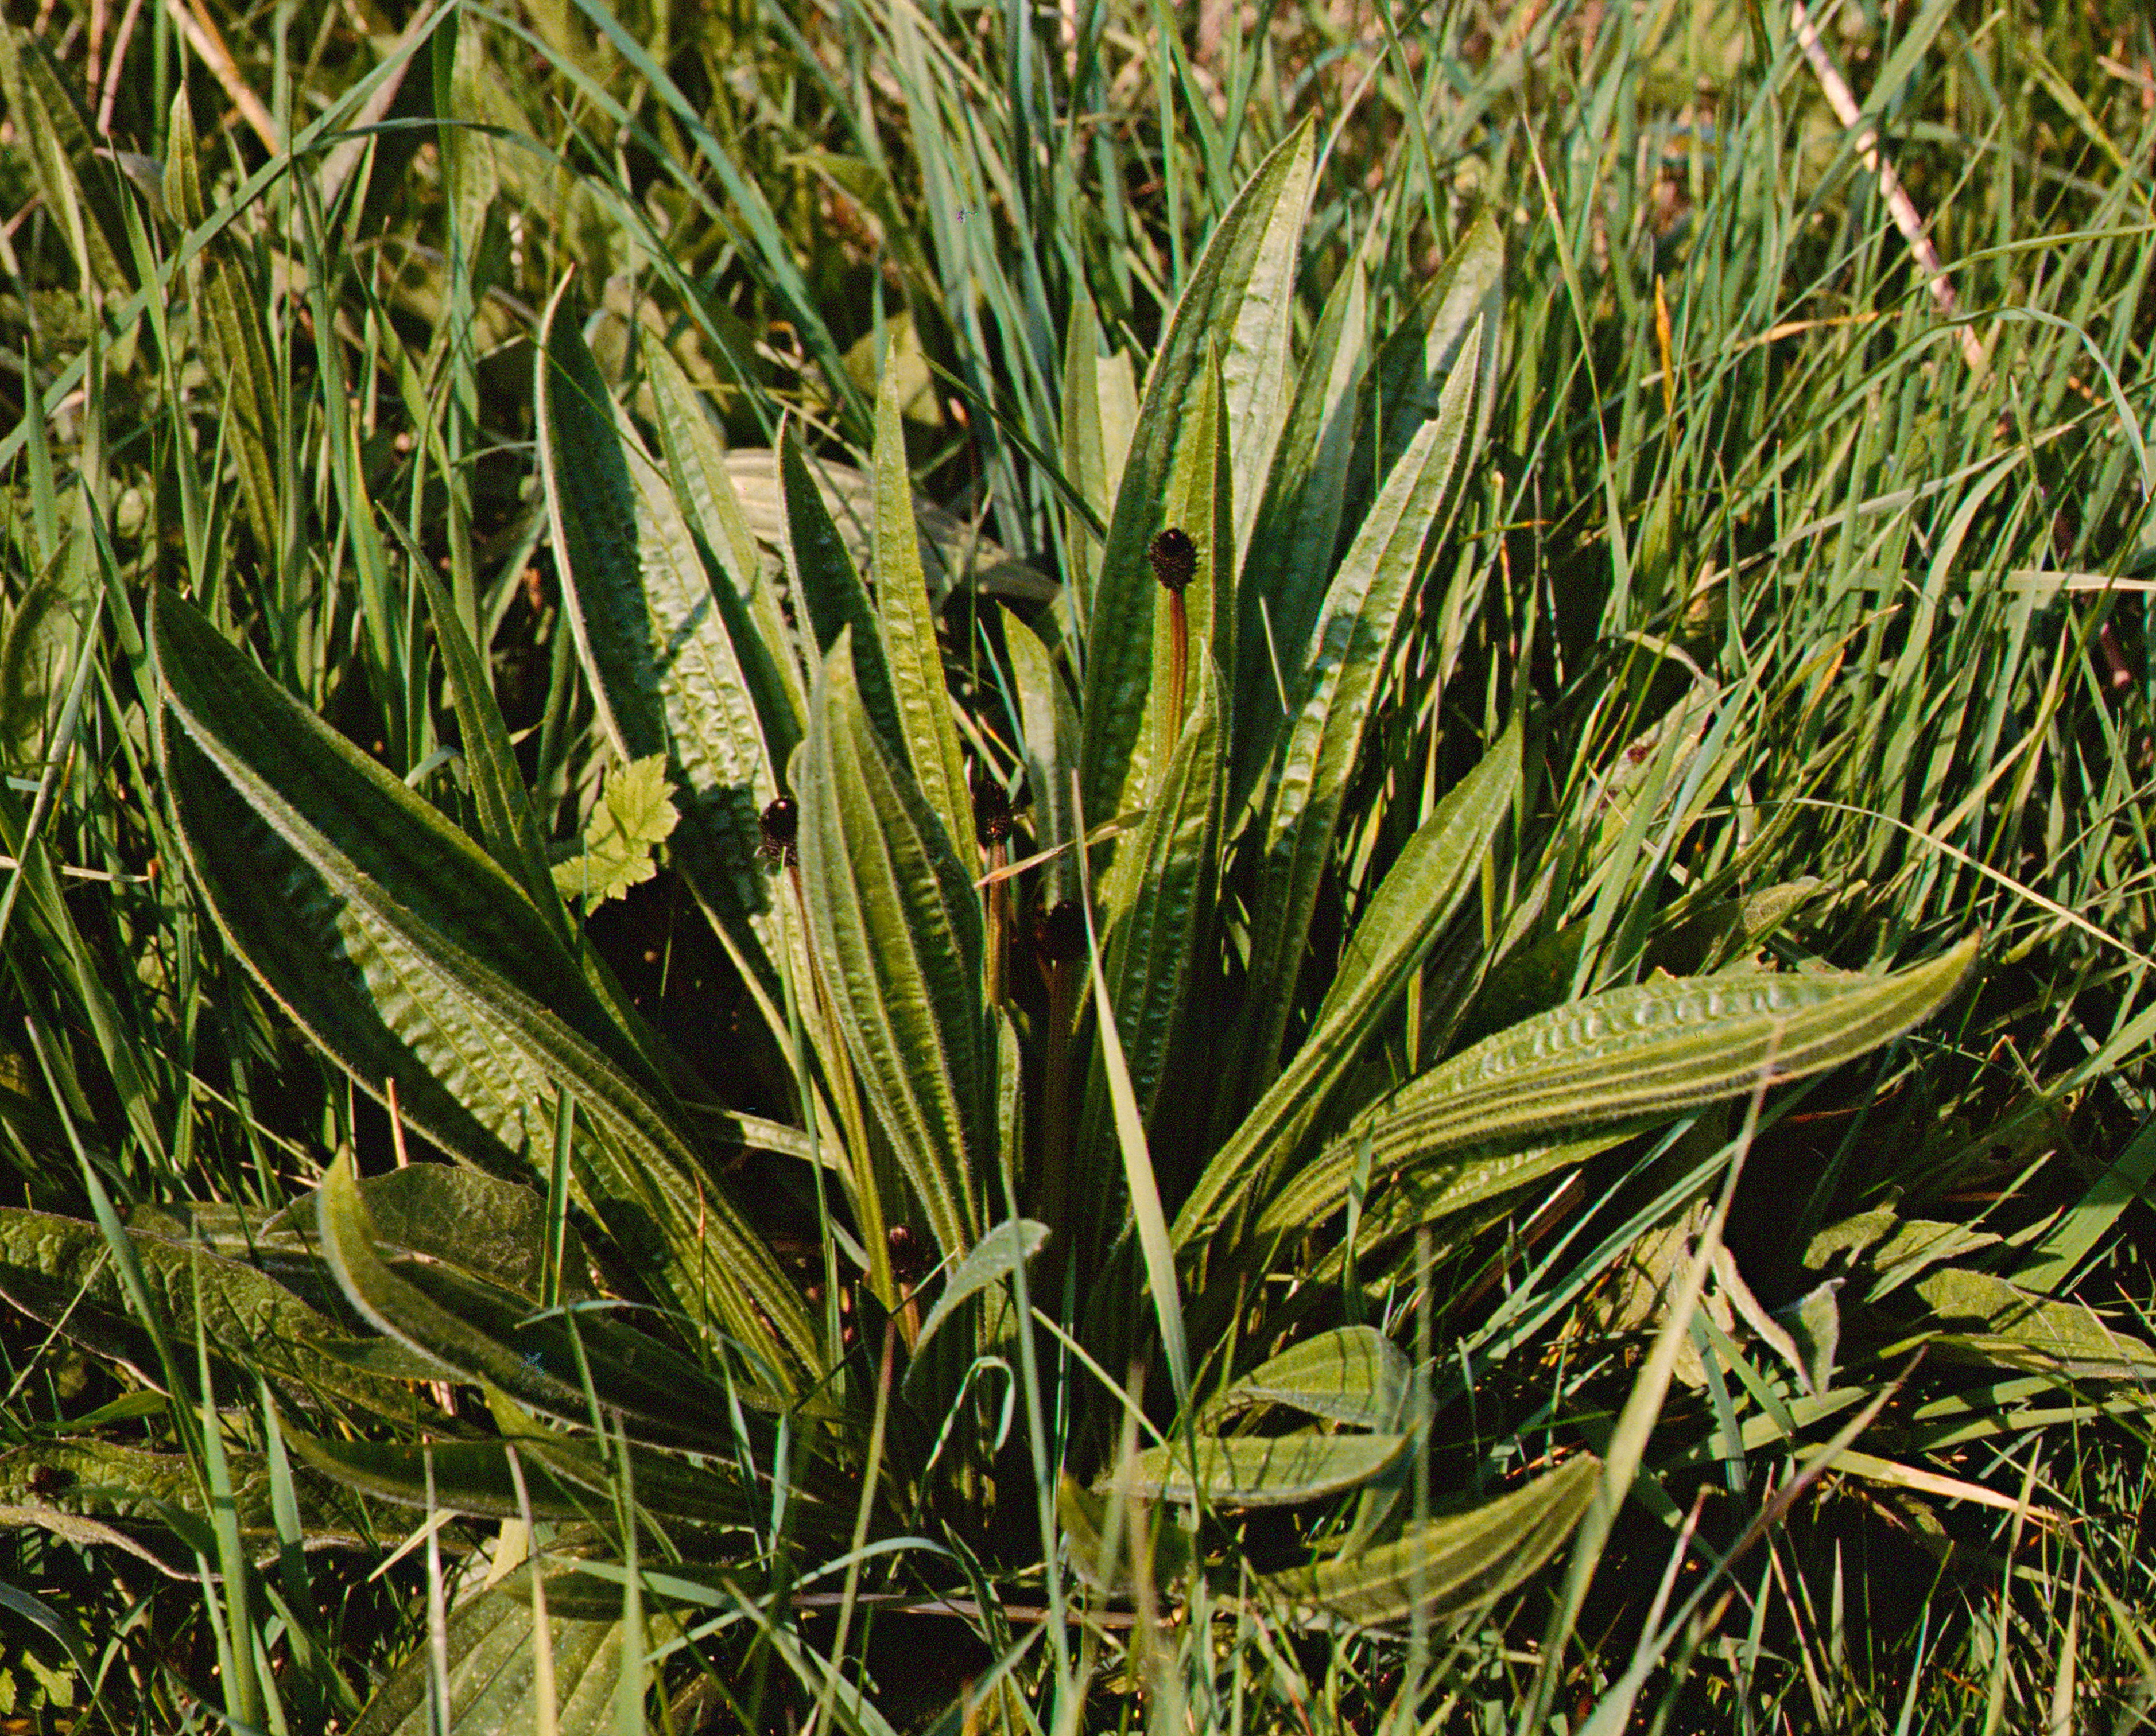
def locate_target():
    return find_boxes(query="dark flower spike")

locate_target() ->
[972,771,1015,848]
[1146,526,1199,593]
[1032,897,1087,966]
[757,795,799,867]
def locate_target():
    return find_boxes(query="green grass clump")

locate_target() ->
[1,0,2154,1730]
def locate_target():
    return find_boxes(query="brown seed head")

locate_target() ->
[1146,526,1198,593]
[972,771,1014,847]
[758,796,799,867]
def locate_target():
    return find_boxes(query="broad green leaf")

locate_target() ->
[269,1164,592,1306]
[1234,323,1486,1101]
[0,1439,381,1558]
[1005,609,1079,902]
[0,1207,409,1415]
[1255,939,1977,1248]
[536,283,781,985]
[288,1432,759,1531]
[912,1218,1049,1360]
[1111,1433,1407,1509]
[0,24,130,293]
[1211,1327,1409,1431]
[314,1149,773,1443]
[1180,721,1520,1249]
[779,422,903,766]
[164,91,279,558]
[1333,216,1503,577]
[1060,290,1112,622]
[871,372,973,859]
[1864,1218,2003,1299]
[410,548,568,933]
[1913,1267,2156,1382]
[552,753,680,906]
[1232,248,1370,805]
[1258,1454,1599,1626]
[350,1582,627,1736]
[1218,134,1313,576]
[642,336,807,776]
[797,633,987,1261]
[1079,658,1224,1189]
[2017,1116,2156,1294]
[150,588,816,1378]
[1079,121,1314,830]
[1057,1472,1194,1598]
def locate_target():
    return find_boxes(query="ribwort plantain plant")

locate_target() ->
[0,114,2012,1731]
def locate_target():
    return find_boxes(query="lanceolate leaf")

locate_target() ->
[1334,216,1504,573]
[1079,121,1314,832]
[1112,1433,1407,1509]
[643,336,807,760]
[536,284,783,1001]
[164,90,280,561]
[314,1149,773,1444]
[1235,323,1487,1103]
[1212,1326,1410,1431]
[1259,1454,1599,1626]
[0,1439,382,1558]
[349,1583,626,1736]
[797,633,988,1262]
[410,549,568,934]
[912,1218,1049,1360]
[1080,659,1225,1186]
[1005,611,1079,903]
[1232,249,1370,805]
[0,1207,408,1415]
[288,1432,761,1531]
[1254,941,1978,1248]
[150,588,816,1380]
[871,373,972,859]
[1179,723,1520,1252]
[779,423,905,767]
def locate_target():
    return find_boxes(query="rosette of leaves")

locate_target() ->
[7,125,1980,1727]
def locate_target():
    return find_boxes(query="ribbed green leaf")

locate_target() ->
[273,1164,591,1306]
[536,283,781,987]
[288,1432,758,1530]
[0,24,130,293]
[1256,940,1978,1247]
[1079,121,1314,829]
[1334,216,1503,574]
[1259,1454,1599,1626]
[779,423,903,765]
[1212,1327,1409,1431]
[1232,250,1368,805]
[1005,611,1079,903]
[796,632,987,1261]
[410,542,569,935]
[350,1583,626,1736]
[0,1439,381,1557]
[164,90,280,557]
[151,588,816,1380]
[1234,323,1486,1098]
[643,338,807,758]
[1060,290,1112,624]
[1179,721,1520,1251]
[871,372,973,858]
[1081,658,1224,1178]
[1914,1267,2156,1382]
[314,1149,771,1443]
[1220,140,1312,576]
[911,1218,1049,1361]
[0,1207,407,1415]
[1113,1432,1407,1509]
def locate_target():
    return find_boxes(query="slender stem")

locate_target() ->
[1165,588,1188,745]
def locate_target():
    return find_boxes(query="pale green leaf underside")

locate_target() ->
[1112,1432,1407,1508]
[1258,1454,1599,1626]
